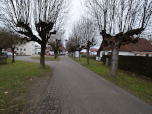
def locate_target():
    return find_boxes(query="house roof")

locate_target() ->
[80,52,87,54]
[90,48,98,52]
[99,38,152,52]
[102,47,112,51]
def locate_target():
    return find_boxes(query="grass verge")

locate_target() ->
[31,56,60,61]
[71,57,152,106]
[0,59,51,114]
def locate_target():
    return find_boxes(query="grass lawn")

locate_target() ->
[71,57,152,106]
[0,59,51,114]
[31,56,60,61]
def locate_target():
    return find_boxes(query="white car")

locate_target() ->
[8,52,12,56]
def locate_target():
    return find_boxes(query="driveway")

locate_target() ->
[15,56,152,114]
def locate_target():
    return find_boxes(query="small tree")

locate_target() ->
[79,18,98,64]
[5,33,21,62]
[66,37,77,57]
[70,22,85,61]
[48,34,63,59]
[0,30,8,56]
[0,29,21,62]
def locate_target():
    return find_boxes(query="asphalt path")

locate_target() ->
[15,55,152,114]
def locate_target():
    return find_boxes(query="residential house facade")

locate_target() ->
[15,41,35,55]
[96,38,152,60]
[89,48,98,55]
[71,48,98,58]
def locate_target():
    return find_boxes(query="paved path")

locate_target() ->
[15,56,152,114]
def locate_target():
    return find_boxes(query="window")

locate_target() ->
[24,49,26,51]
[20,48,22,51]
[16,48,18,50]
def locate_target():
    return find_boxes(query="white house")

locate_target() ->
[96,38,152,61]
[71,51,79,57]
[48,47,67,55]
[49,50,54,55]
[35,44,41,54]
[89,48,98,55]
[15,41,35,55]
[71,48,98,58]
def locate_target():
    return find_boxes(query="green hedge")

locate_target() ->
[102,55,152,78]
[81,55,96,60]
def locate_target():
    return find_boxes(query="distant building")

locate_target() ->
[79,48,98,55]
[15,41,35,55]
[89,48,98,55]
[59,47,67,54]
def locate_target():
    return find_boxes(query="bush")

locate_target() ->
[102,55,152,78]
[81,55,96,60]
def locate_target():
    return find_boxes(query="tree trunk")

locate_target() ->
[54,50,58,59]
[40,44,46,68]
[0,48,2,56]
[78,50,80,61]
[109,44,119,76]
[74,51,76,58]
[54,52,57,59]
[86,48,89,64]
[11,47,15,63]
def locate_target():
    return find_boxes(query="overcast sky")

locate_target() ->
[64,0,82,39]
[63,0,101,48]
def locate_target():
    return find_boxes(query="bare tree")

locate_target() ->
[85,0,152,76]
[48,33,63,59]
[0,28,22,62]
[66,36,79,58]
[0,28,6,56]
[66,37,76,57]
[70,22,85,61]
[65,39,72,53]
[0,0,69,68]
[0,32,8,56]
[5,33,21,63]
[79,18,98,64]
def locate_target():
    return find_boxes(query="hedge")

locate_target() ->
[102,55,152,78]
[81,55,96,60]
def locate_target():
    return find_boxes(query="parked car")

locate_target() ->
[51,53,54,56]
[7,52,12,56]
[2,51,9,58]
[8,52,16,56]
[46,53,50,55]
